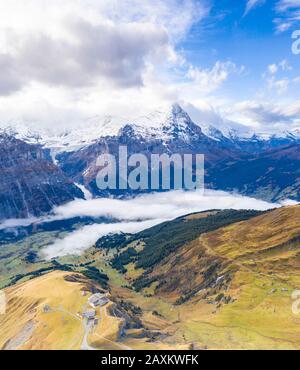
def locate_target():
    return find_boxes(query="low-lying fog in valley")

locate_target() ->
[1,189,297,259]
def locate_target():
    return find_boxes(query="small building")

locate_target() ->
[82,309,96,320]
[88,293,110,308]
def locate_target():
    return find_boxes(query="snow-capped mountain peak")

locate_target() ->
[118,103,203,143]
[1,103,300,155]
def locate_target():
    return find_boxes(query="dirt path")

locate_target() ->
[81,320,96,350]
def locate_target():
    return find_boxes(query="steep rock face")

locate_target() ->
[207,143,300,202]
[0,134,84,220]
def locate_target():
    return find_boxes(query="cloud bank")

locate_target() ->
[39,189,280,259]
[0,0,210,129]
[0,18,172,93]
[51,189,277,222]
[42,219,163,260]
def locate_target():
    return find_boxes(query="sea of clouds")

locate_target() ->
[51,189,279,222]
[1,189,296,259]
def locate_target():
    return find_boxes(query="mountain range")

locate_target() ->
[5,103,300,153]
[0,103,299,220]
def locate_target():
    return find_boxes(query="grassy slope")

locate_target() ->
[192,205,300,349]
[126,205,300,349]
[3,206,300,349]
[0,271,122,350]
[56,206,300,349]
[0,231,69,289]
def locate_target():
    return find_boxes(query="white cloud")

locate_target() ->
[0,187,284,259]
[49,189,276,222]
[187,61,244,93]
[266,60,292,76]
[263,60,294,95]
[274,0,300,32]
[0,0,210,128]
[229,100,300,130]
[268,64,279,75]
[279,59,293,72]
[244,0,266,16]
[182,100,253,135]
[0,0,206,42]
[267,76,290,94]
[0,12,173,93]
[35,189,279,258]
[0,217,39,231]
[184,97,300,136]
[42,219,164,259]
[0,189,278,231]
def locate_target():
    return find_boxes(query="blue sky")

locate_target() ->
[180,0,300,101]
[0,0,299,134]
